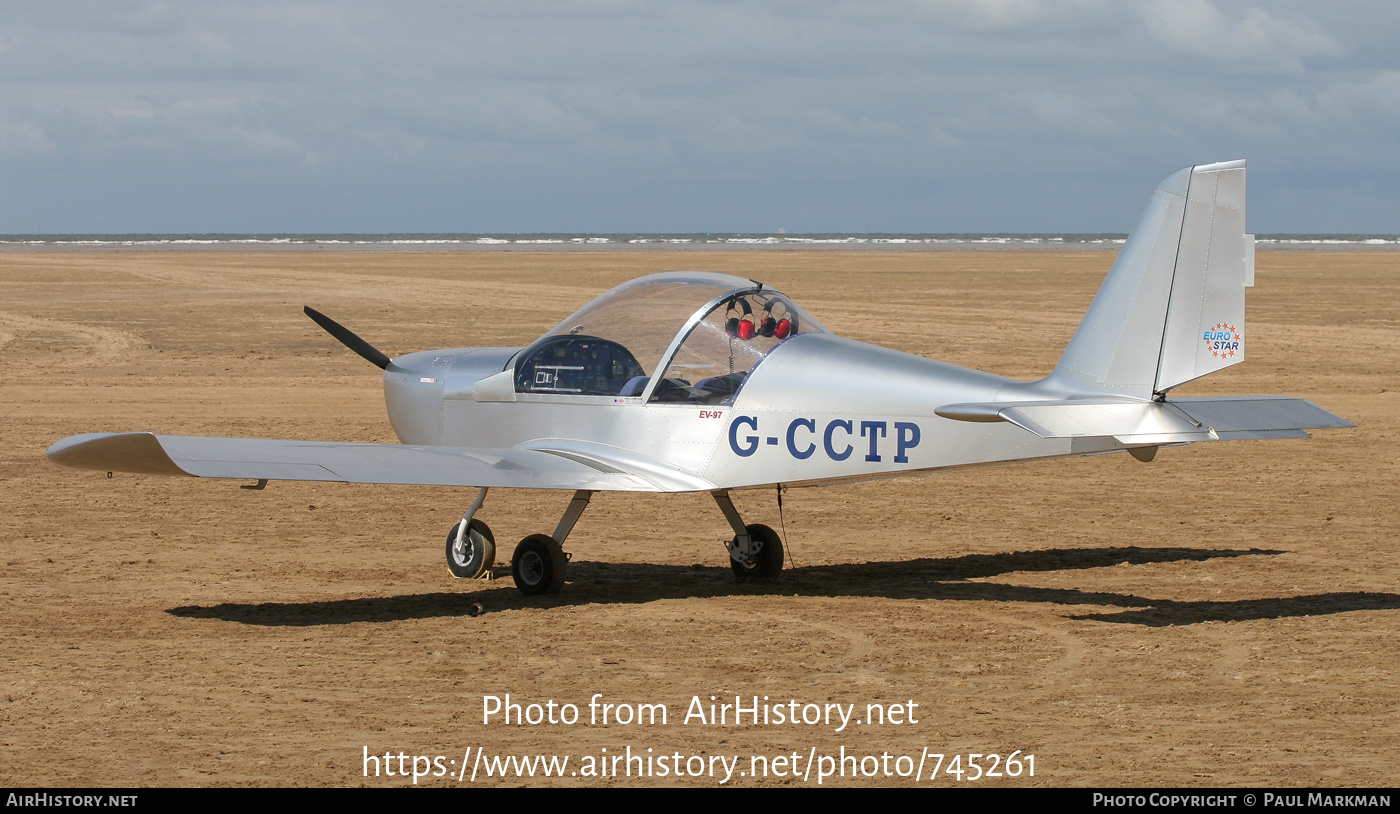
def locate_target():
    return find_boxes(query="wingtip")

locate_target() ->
[46,432,190,477]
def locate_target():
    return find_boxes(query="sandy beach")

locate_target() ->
[1,248,1393,786]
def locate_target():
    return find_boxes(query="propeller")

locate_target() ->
[303,306,391,370]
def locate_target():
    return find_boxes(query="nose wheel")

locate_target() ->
[446,488,495,579]
[446,518,495,579]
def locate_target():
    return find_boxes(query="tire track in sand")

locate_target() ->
[770,614,875,674]
[0,312,151,372]
[966,607,1087,689]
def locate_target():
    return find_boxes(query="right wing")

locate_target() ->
[45,432,713,492]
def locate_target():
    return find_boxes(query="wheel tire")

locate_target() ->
[446,519,495,579]
[731,523,783,581]
[512,534,567,596]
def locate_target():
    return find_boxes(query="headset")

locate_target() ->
[727,295,798,341]
[725,297,757,340]
[757,297,796,339]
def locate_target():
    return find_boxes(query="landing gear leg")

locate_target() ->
[446,487,495,579]
[511,490,593,596]
[713,490,783,581]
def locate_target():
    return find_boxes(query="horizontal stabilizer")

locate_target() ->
[1170,396,1355,438]
[45,432,716,492]
[937,396,1352,443]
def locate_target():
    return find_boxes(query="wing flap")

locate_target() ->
[46,432,672,492]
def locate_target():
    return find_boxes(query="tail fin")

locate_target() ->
[1050,160,1254,399]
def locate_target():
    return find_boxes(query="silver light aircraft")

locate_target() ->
[47,160,1352,596]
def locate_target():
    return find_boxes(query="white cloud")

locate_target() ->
[0,1,1397,231]
[1137,0,1342,73]
[0,118,53,155]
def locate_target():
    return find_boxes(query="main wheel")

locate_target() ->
[731,523,783,581]
[446,519,495,579]
[511,534,567,596]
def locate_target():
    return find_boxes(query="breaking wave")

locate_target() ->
[2,233,1395,251]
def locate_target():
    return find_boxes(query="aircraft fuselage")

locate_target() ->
[385,331,1115,491]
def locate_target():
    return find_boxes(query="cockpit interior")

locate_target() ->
[510,272,824,405]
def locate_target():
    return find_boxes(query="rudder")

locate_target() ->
[1154,160,1253,392]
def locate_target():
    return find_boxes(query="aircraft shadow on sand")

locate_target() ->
[166,545,1400,628]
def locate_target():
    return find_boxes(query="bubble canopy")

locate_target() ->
[511,271,826,404]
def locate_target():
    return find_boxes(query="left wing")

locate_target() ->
[45,432,714,492]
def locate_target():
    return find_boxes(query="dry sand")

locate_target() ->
[1,249,1393,787]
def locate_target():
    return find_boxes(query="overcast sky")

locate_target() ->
[1,1,1397,233]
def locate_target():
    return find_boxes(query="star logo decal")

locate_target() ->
[1203,322,1242,361]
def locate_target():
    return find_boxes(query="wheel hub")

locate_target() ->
[519,551,545,585]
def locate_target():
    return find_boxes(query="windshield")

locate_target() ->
[513,271,825,402]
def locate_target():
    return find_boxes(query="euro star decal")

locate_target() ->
[1205,323,1241,358]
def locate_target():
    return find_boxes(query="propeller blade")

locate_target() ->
[303,306,391,370]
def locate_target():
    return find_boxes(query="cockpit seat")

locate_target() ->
[650,378,692,403]
[620,376,650,397]
[690,373,746,404]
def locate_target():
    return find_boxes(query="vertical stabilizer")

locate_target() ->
[1050,160,1253,399]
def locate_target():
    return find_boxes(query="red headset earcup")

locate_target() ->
[774,318,792,339]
